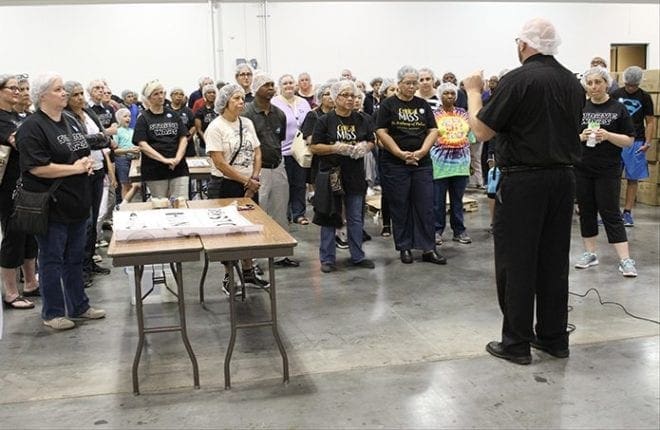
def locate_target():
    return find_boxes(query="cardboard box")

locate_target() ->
[640,69,660,93]
[636,181,660,206]
[644,161,659,184]
[652,93,660,116]
[646,139,657,162]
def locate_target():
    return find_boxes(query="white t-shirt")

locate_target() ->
[204,115,261,178]
[82,112,106,171]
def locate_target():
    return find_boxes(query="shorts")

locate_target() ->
[621,140,649,180]
[115,155,131,184]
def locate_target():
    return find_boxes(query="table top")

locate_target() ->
[129,156,212,182]
[107,202,203,267]
[187,198,297,260]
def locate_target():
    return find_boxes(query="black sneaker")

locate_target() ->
[335,235,349,249]
[90,262,111,275]
[362,230,372,242]
[221,273,244,297]
[242,269,269,288]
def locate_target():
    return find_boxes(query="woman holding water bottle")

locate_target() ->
[574,66,637,277]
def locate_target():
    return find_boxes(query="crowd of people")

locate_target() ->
[0,18,655,357]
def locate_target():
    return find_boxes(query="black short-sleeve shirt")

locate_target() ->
[311,110,375,195]
[577,98,635,178]
[611,87,654,140]
[89,103,116,129]
[375,95,437,166]
[17,110,92,223]
[172,105,196,156]
[133,108,189,181]
[478,54,586,168]
[0,109,21,194]
[194,106,218,148]
[243,102,286,168]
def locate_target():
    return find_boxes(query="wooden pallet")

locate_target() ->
[366,194,478,213]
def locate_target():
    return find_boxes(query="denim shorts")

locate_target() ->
[115,156,131,184]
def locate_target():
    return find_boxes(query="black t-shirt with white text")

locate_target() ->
[311,110,375,195]
[194,106,218,148]
[89,103,116,129]
[133,108,189,181]
[17,110,92,223]
[172,105,196,156]
[577,98,635,178]
[611,87,654,140]
[375,95,436,166]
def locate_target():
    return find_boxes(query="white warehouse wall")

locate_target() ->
[1,1,658,95]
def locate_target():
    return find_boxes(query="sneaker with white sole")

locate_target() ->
[575,252,599,269]
[77,307,106,319]
[452,232,472,244]
[44,317,75,330]
[618,258,637,277]
[622,211,634,227]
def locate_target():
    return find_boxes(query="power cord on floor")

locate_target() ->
[568,288,660,332]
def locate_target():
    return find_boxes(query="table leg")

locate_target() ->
[172,262,200,389]
[132,265,145,395]
[224,263,238,389]
[199,252,209,304]
[268,257,289,383]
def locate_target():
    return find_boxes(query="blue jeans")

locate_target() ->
[36,220,90,320]
[319,194,365,264]
[284,155,308,221]
[380,161,435,252]
[433,176,468,236]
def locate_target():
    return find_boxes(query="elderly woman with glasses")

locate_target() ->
[310,80,376,273]
[133,80,190,199]
[0,74,39,310]
[375,65,445,265]
[16,72,106,330]
[272,74,312,225]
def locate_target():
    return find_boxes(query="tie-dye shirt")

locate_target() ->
[430,107,472,179]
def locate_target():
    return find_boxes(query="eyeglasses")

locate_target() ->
[16,73,29,80]
[1,86,20,92]
[338,93,356,99]
[322,92,331,97]
[238,73,253,78]
[103,92,112,95]
[400,81,418,86]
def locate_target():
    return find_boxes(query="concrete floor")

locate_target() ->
[1,190,658,429]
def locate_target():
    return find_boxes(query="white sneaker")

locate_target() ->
[575,252,599,269]
[44,317,75,330]
[618,258,638,277]
[92,254,103,263]
[77,307,106,319]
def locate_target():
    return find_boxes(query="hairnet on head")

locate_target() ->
[581,66,612,88]
[169,87,184,95]
[418,67,435,81]
[518,18,561,56]
[202,83,216,95]
[379,78,395,98]
[121,89,135,100]
[369,77,383,87]
[198,76,213,86]
[252,72,273,94]
[623,66,643,86]
[235,63,253,76]
[397,65,419,82]
[437,82,458,98]
[31,72,61,109]
[63,80,82,96]
[142,80,164,98]
[115,107,130,122]
[315,82,333,102]
[215,83,245,113]
[330,80,358,102]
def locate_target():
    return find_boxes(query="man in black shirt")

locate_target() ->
[243,73,298,267]
[465,18,585,365]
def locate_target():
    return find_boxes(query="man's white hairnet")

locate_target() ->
[518,18,561,56]
[251,72,273,94]
[215,83,245,113]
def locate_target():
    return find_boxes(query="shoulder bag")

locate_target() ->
[291,129,312,168]
[0,145,11,185]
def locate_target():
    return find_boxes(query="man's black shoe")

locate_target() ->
[530,341,569,358]
[362,230,372,242]
[400,250,413,264]
[422,251,447,265]
[91,263,111,275]
[485,341,532,365]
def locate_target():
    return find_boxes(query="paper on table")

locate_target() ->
[113,205,262,241]
[186,158,211,168]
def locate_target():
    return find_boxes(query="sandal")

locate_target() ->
[295,216,310,225]
[23,287,41,297]
[3,296,35,310]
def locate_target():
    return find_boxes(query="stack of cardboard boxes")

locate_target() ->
[619,69,660,206]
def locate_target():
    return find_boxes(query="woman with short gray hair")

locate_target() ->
[375,65,445,265]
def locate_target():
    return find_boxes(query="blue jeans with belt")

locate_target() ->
[36,220,90,320]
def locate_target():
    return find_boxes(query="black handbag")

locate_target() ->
[10,178,63,235]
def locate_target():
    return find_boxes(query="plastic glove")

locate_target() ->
[350,141,370,159]
[334,143,354,156]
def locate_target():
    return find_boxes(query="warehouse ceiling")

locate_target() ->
[0,0,658,5]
